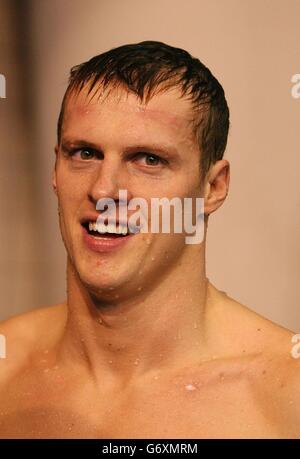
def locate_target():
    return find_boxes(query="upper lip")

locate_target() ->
[80,213,129,227]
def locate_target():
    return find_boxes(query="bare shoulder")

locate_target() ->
[212,285,300,436]
[0,303,67,385]
[208,283,297,355]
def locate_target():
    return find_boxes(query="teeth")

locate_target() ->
[88,221,129,235]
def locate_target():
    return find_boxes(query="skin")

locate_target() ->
[0,84,299,439]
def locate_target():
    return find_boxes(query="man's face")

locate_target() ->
[54,84,204,298]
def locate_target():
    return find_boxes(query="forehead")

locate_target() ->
[61,84,197,146]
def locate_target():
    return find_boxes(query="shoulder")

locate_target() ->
[216,287,300,436]
[208,283,297,358]
[0,303,67,385]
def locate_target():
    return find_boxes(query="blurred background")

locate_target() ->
[0,0,299,330]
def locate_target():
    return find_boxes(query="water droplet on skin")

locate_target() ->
[109,287,115,291]
[153,375,159,380]
[138,270,143,275]
[151,257,155,261]
[114,294,120,299]
[193,323,198,329]
[137,287,142,291]
[289,400,294,405]
[108,360,113,364]
[53,365,59,370]
[185,384,197,391]
[44,368,50,373]
[44,349,49,355]
[97,317,103,324]
[219,372,225,381]
[134,358,140,365]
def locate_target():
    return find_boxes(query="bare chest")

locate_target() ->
[0,372,281,438]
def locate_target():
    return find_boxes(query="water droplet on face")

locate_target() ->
[193,323,198,329]
[44,349,49,355]
[97,317,103,324]
[109,287,115,291]
[219,372,225,381]
[138,270,143,275]
[137,287,142,291]
[44,368,50,373]
[151,257,155,261]
[134,358,140,365]
[108,360,113,364]
[185,384,197,391]
[153,375,159,380]
[114,294,120,299]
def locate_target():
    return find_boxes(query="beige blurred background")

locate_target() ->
[0,0,299,330]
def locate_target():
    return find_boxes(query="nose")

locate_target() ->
[88,154,132,206]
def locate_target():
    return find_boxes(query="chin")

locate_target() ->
[76,266,131,295]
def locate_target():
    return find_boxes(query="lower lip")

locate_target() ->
[82,225,137,253]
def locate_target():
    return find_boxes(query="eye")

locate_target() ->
[69,148,97,160]
[135,152,166,167]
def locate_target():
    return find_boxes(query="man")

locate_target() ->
[0,41,299,439]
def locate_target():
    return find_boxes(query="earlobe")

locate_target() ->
[52,171,57,195]
[53,146,58,195]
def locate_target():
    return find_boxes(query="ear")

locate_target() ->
[52,145,58,195]
[203,160,230,215]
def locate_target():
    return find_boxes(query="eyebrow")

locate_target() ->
[61,138,181,159]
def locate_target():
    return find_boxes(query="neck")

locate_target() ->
[59,247,214,386]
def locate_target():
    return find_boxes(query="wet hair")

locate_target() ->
[57,40,229,181]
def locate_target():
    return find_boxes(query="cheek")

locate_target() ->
[56,169,88,209]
